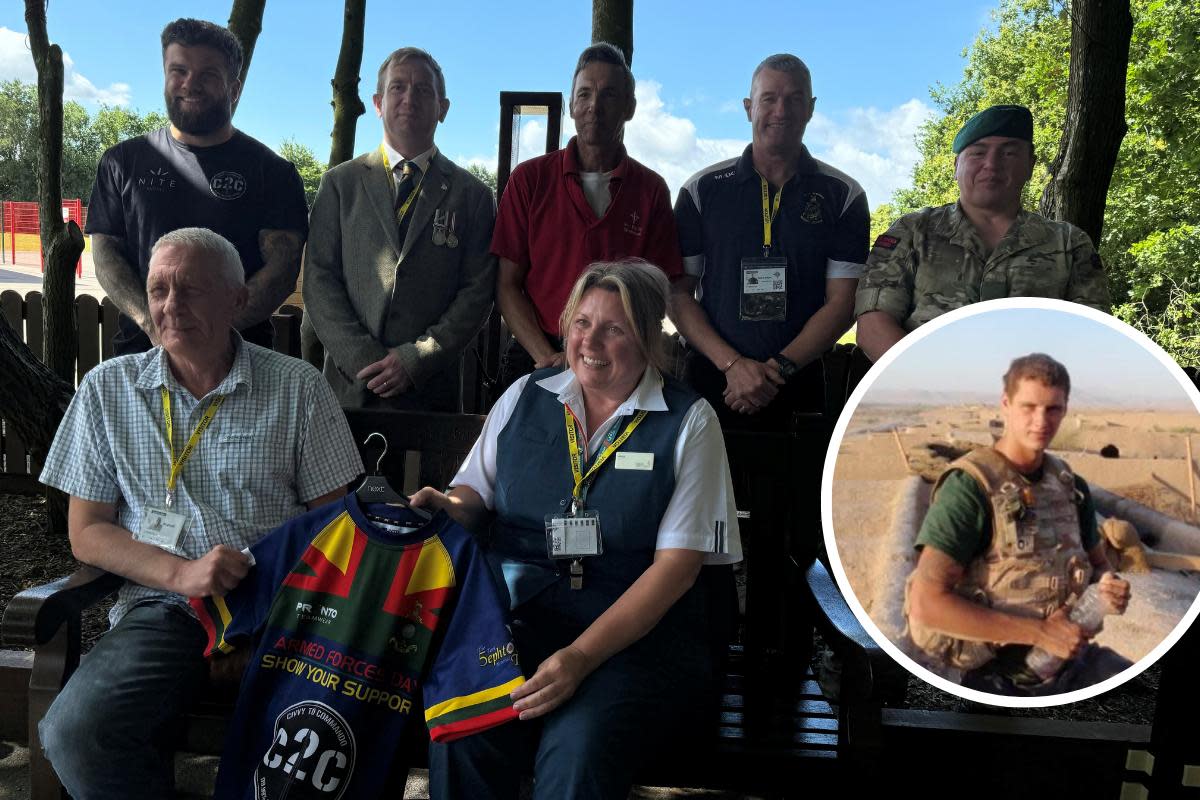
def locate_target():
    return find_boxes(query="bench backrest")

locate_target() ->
[343,409,486,495]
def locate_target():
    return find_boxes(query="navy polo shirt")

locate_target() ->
[674,145,869,360]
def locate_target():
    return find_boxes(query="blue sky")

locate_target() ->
[865,304,1198,409]
[2,1,996,205]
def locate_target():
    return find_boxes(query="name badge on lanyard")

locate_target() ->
[544,406,647,589]
[135,387,224,553]
[741,175,788,322]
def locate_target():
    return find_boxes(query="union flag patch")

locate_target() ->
[873,234,900,250]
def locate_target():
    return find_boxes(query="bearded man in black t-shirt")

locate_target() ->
[85,18,309,354]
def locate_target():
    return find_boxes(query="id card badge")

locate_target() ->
[740,257,788,321]
[544,510,603,559]
[136,506,188,551]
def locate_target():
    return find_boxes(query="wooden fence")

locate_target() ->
[0,290,304,482]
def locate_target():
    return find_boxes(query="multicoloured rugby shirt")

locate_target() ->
[190,496,524,799]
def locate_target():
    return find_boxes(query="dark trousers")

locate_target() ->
[498,334,564,394]
[683,347,824,433]
[428,579,715,800]
[38,602,209,800]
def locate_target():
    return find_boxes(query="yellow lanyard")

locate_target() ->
[759,175,783,255]
[379,144,426,225]
[160,386,226,507]
[564,406,648,506]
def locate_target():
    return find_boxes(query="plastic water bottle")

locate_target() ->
[1024,579,1117,681]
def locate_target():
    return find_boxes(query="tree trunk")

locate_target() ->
[21,0,82,536]
[592,0,634,67]
[328,0,367,168]
[1038,0,1132,244]
[26,1,82,385]
[227,0,267,111]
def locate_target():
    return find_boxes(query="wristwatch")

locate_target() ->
[772,353,799,382]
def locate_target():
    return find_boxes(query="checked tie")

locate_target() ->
[394,160,422,243]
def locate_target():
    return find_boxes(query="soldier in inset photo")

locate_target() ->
[827,302,1200,704]
[903,353,1133,696]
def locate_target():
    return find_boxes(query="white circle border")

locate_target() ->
[820,296,1200,708]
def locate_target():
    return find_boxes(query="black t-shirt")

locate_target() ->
[85,126,309,353]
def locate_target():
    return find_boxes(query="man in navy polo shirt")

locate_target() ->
[492,43,683,389]
[672,54,869,431]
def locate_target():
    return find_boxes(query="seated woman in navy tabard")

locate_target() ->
[413,259,743,800]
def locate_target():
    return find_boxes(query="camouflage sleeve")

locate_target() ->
[1063,225,1111,312]
[854,214,918,321]
[915,470,991,565]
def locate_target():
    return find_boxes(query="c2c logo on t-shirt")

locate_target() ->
[210,170,247,200]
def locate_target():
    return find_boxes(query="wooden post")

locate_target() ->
[892,429,908,470]
[1187,437,1196,517]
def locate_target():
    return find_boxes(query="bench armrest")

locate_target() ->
[2,565,122,647]
[803,558,906,706]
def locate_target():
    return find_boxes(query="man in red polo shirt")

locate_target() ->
[492,42,683,388]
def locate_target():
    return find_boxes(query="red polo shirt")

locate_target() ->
[491,137,684,335]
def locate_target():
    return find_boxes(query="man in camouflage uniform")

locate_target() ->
[905,353,1132,696]
[854,105,1110,362]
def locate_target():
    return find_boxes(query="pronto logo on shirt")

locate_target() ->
[137,167,176,192]
[210,170,247,200]
[478,641,518,668]
[624,210,643,237]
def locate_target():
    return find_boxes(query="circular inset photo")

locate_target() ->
[823,298,1200,707]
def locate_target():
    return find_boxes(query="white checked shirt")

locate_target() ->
[40,337,365,626]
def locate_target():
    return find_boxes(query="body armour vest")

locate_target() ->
[906,447,1091,671]
[490,368,697,615]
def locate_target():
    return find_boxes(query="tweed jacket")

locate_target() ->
[302,148,496,408]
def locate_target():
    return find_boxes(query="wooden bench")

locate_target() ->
[3,409,896,798]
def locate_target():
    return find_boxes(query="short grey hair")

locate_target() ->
[559,258,670,373]
[375,47,446,99]
[149,227,244,288]
[572,42,635,101]
[750,53,812,98]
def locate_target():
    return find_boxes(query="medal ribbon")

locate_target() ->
[564,406,648,505]
[160,386,226,506]
[759,175,783,255]
[379,143,426,225]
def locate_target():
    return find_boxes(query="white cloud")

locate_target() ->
[624,80,744,197]
[454,83,934,211]
[0,27,132,106]
[805,98,936,208]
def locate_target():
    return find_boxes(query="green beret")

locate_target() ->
[952,105,1033,154]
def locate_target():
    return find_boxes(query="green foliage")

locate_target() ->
[278,138,325,208]
[870,202,901,244]
[0,79,165,202]
[898,0,1200,365]
[466,162,498,195]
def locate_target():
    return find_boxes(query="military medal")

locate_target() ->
[446,212,459,248]
[432,208,448,245]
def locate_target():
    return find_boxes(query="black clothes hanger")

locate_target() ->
[355,432,432,522]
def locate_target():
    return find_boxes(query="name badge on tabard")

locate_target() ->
[740,256,788,321]
[136,506,188,552]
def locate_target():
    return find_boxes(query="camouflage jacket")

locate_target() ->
[854,202,1110,329]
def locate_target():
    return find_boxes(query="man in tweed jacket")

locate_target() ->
[303,47,496,411]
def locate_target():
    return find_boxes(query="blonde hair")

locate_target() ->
[559,259,670,372]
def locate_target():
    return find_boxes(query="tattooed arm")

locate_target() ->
[92,233,156,342]
[234,228,304,329]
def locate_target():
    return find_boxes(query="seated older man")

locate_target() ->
[36,227,364,799]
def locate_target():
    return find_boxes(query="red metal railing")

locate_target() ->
[2,200,84,276]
